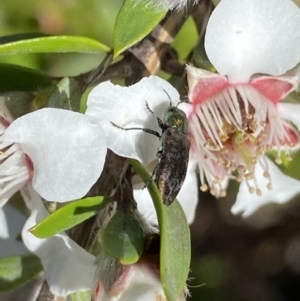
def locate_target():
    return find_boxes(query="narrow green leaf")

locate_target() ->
[31,196,109,238]
[47,77,81,111]
[0,36,110,55]
[0,255,43,291]
[159,199,190,301]
[102,209,144,265]
[0,63,52,92]
[114,0,167,57]
[129,159,191,301]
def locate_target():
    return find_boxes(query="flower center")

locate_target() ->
[189,84,295,196]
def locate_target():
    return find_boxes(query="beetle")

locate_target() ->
[112,93,190,206]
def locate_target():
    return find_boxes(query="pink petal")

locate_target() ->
[250,76,297,104]
[186,66,228,105]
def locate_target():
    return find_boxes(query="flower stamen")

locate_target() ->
[189,83,298,196]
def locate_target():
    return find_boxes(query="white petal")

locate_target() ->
[176,158,198,223]
[205,0,300,82]
[278,102,300,131]
[134,186,157,226]
[231,158,300,217]
[134,159,198,224]
[4,108,107,202]
[0,206,8,239]
[109,264,185,301]
[0,204,29,255]
[86,77,180,165]
[21,187,96,296]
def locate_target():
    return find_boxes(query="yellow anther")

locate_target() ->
[256,188,262,196]
[249,187,255,194]
[210,187,216,196]
[213,177,220,184]
[286,153,292,161]
[200,184,208,192]
[245,172,253,180]
[235,175,243,183]
[220,189,227,197]
[267,183,272,190]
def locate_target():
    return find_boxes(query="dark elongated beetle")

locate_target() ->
[112,92,190,206]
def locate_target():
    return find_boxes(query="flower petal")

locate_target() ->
[0,206,8,239]
[0,204,29,254]
[205,0,300,82]
[109,264,172,301]
[186,65,228,105]
[231,158,300,217]
[4,108,107,202]
[21,186,95,296]
[134,159,198,224]
[86,77,180,165]
[250,76,298,104]
[278,102,300,133]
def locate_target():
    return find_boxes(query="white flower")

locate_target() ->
[184,0,300,214]
[0,99,107,294]
[86,77,198,224]
[0,101,107,204]
[21,184,96,296]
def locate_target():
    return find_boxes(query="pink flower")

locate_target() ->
[185,0,300,204]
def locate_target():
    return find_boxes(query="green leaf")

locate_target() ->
[192,36,216,73]
[47,77,81,111]
[102,209,144,265]
[0,63,52,92]
[129,159,191,301]
[0,35,110,55]
[0,255,43,291]
[159,197,190,301]
[31,196,109,238]
[114,0,167,57]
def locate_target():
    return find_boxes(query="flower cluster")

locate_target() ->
[0,77,197,299]
[2,0,300,299]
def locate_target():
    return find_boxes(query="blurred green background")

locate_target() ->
[1,1,300,301]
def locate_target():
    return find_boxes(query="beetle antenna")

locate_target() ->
[145,101,154,114]
[163,89,172,107]
[176,95,190,107]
